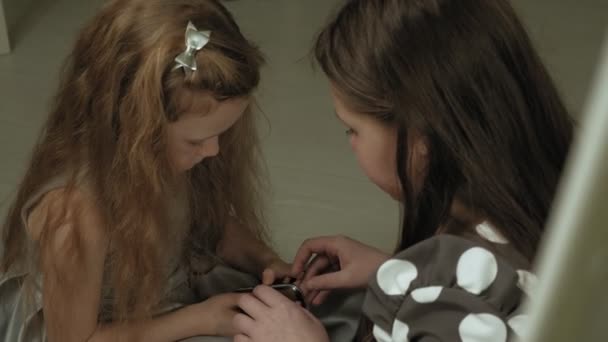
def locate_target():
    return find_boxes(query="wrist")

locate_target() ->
[186,302,215,337]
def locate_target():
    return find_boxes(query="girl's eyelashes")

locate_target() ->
[188,139,206,146]
[345,128,356,136]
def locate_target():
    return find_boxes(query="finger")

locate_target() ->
[305,289,320,304]
[252,285,293,308]
[233,313,255,336]
[262,268,275,285]
[234,334,252,342]
[291,236,339,275]
[303,270,350,291]
[298,282,313,297]
[303,256,332,281]
[237,293,269,319]
[312,290,331,306]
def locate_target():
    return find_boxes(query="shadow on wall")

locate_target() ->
[0,0,54,53]
[0,1,9,54]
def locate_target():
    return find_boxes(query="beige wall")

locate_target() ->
[512,0,608,118]
[0,0,606,259]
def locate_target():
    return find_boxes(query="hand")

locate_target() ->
[261,257,293,285]
[195,293,244,337]
[292,236,390,305]
[295,254,335,306]
[233,285,329,342]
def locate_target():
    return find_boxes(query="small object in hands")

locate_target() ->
[235,284,307,309]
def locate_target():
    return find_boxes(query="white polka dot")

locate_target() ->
[377,259,418,295]
[475,222,509,244]
[456,247,498,295]
[411,286,443,303]
[459,313,507,342]
[517,270,538,297]
[392,319,410,341]
[508,314,528,339]
[373,324,392,342]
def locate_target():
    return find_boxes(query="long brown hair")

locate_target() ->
[315,0,573,338]
[1,0,266,321]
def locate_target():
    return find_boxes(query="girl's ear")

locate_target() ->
[411,133,429,158]
[411,134,430,183]
[416,139,429,156]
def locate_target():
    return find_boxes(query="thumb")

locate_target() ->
[262,268,276,285]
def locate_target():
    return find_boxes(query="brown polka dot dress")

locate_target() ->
[362,223,537,341]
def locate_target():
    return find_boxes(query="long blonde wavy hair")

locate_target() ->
[1,0,267,321]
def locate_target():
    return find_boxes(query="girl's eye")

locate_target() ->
[345,128,356,136]
[188,140,204,146]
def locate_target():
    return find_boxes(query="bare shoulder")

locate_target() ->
[26,186,108,256]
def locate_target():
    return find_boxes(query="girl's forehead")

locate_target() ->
[179,95,249,118]
[173,89,217,117]
[174,97,250,137]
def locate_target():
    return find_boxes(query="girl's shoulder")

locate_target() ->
[364,232,536,342]
[26,183,108,249]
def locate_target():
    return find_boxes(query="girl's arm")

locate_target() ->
[33,189,236,342]
[90,294,242,341]
[33,188,107,342]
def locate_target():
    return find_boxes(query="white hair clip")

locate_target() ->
[174,21,212,73]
